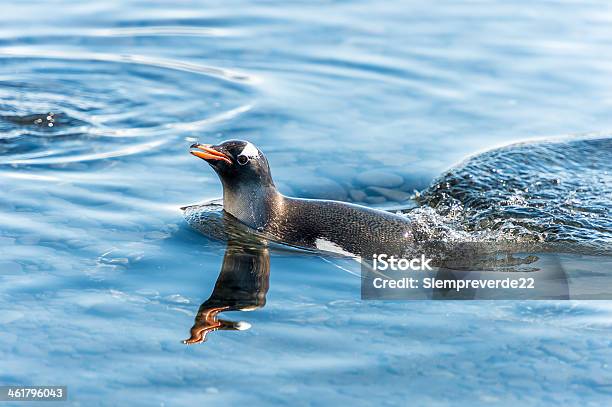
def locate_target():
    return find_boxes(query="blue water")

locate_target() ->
[1,1,612,405]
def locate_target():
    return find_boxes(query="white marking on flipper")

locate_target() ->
[315,238,356,257]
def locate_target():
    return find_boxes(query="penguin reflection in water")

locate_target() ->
[183,236,270,344]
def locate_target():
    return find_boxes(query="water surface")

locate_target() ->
[1,1,612,405]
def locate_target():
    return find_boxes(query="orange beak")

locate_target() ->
[190,143,232,165]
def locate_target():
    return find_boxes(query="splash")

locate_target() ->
[414,136,612,255]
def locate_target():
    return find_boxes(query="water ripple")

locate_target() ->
[87,26,239,38]
[0,47,257,83]
[0,47,255,165]
[1,138,168,165]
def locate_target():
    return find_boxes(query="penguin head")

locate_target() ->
[190,140,275,188]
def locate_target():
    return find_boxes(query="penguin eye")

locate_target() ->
[237,154,250,165]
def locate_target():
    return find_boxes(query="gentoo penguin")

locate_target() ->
[189,140,416,257]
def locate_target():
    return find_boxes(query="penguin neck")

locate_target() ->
[221,181,282,230]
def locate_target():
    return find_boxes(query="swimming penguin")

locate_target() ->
[189,140,417,257]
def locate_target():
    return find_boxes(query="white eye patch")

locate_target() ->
[239,142,259,159]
